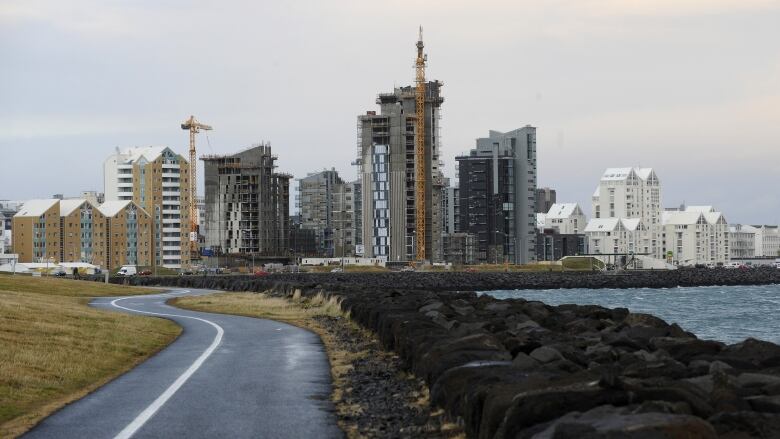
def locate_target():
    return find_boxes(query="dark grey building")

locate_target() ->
[290,215,318,258]
[536,229,587,261]
[455,127,537,264]
[201,144,290,257]
[297,169,343,257]
[535,187,556,214]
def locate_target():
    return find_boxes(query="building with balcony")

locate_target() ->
[660,206,729,266]
[12,199,152,269]
[104,146,191,268]
[584,217,644,257]
[729,224,756,259]
[751,225,780,257]
[0,201,20,254]
[590,167,662,259]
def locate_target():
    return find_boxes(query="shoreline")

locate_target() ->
[115,272,780,437]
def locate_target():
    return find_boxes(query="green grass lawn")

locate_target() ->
[0,276,180,438]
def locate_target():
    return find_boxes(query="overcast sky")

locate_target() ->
[1,0,778,223]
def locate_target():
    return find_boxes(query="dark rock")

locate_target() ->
[709,411,780,438]
[747,395,780,413]
[530,346,564,364]
[737,373,780,389]
[494,382,631,438]
[522,404,717,439]
[512,352,540,370]
[650,337,725,363]
[722,338,780,368]
[710,360,734,374]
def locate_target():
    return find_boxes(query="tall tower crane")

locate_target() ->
[415,27,427,262]
[181,115,212,259]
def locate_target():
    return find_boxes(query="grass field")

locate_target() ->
[0,276,180,438]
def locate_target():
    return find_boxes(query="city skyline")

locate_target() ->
[2,0,779,224]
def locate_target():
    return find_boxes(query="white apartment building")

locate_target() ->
[729,224,756,259]
[752,225,780,257]
[661,207,729,266]
[591,168,662,258]
[543,203,587,235]
[584,218,644,255]
[104,146,192,268]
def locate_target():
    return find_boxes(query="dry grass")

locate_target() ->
[171,291,347,323]
[0,275,155,297]
[0,277,180,438]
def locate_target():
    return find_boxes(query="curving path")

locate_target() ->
[23,289,342,439]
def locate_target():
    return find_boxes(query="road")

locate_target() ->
[23,289,342,439]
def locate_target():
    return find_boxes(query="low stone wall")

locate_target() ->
[110,271,780,438]
[111,267,780,292]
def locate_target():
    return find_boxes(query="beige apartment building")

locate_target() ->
[13,199,153,269]
[12,199,61,263]
[105,146,191,268]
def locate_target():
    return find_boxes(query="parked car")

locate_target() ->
[138,270,152,276]
[253,270,269,277]
[52,271,67,277]
[330,267,343,273]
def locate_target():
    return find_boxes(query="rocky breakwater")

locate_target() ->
[336,289,780,438]
[114,266,780,292]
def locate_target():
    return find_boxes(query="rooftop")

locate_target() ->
[546,203,583,219]
[59,199,88,216]
[14,199,59,217]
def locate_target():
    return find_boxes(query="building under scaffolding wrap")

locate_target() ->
[356,81,445,262]
[201,144,290,257]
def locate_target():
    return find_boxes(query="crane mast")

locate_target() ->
[181,115,212,261]
[415,27,427,262]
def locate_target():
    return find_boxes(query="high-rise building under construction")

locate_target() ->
[201,144,290,257]
[357,34,445,262]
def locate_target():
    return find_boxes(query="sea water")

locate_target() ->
[483,284,780,345]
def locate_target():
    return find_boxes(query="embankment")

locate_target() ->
[117,270,780,438]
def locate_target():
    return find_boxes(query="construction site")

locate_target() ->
[201,144,291,261]
[357,28,446,264]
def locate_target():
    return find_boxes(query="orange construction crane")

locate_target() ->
[415,27,427,262]
[181,115,212,259]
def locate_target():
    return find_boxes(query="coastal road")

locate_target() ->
[23,289,342,439]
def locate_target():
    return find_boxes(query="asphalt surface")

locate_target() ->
[23,289,342,439]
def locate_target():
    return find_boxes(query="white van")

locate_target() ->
[117,265,137,276]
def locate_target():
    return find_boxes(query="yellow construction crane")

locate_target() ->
[181,115,212,259]
[415,27,427,262]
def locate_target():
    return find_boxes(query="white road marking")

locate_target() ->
[109,290,224,439]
